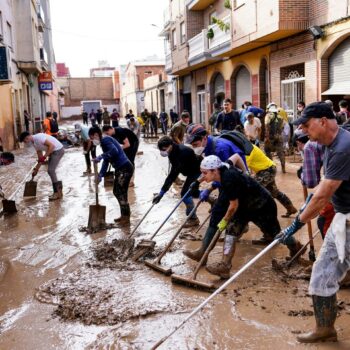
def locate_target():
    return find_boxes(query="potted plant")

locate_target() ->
[207,28,214,39]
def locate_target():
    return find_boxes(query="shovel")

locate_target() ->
[132,186,195,261]
[23,175,37,197]
[303,186,316,262]
[145,201,202,276]
[171,227,222,292]
[88,163,106,229]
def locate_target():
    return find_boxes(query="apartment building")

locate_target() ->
[0,0,59,150]
[162,0,350,125]
[120,61,165,116]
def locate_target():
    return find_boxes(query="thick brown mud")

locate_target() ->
[0,122,349,349]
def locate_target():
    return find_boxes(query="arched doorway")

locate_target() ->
[210,72,225,108]
[259,58,268,110]
[322,36,350,109]
[230,65,252,109]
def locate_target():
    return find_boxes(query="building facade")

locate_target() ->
[162,0,350,125]
[0,0,59,150]
[120,61,165,116]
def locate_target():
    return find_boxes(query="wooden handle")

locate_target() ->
[93,162,99,205]
[302,186,314,249]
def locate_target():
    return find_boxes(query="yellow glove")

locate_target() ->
[217,218,228,232]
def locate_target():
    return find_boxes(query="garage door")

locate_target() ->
[235,66,252,107]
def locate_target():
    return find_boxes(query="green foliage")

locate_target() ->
[207,28,214,39]
[211,17,230,32]
[224,0,232,10]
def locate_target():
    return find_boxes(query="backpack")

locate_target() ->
[213,130,253,156]
[267,113,283,140]
[50,119,59,133]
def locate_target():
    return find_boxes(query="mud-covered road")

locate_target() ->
[0,124,349,350]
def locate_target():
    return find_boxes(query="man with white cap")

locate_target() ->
[279,101,350,344]
[184,154,303,278]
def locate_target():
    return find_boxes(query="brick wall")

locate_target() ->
[270,33,317,105]
[186,9,204,40]
[309,0,349,26]
[279,0,309,30]
[64,77,116,107]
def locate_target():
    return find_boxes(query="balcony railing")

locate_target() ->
[208,15,231,51]
[188,30,208,62]
[186,0,216,11]
[165,54,172,73]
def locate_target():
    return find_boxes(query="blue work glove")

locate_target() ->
[93,155,103,163]
[212,181,221,189]
[199,189,211,202]
[276,216,305,244]
[153,190,165,204]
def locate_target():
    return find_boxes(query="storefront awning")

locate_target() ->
[322,82,350,95]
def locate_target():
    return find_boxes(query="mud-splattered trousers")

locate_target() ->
[48,148,65,184]
[209,190,281,241]
[255,165,294,211]
[309,219,350,297]
[264,136,285,168]
[113,161,134,216]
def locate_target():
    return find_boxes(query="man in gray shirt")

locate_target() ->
[279,102,350,344]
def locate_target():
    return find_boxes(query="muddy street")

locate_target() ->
[0,126,349,350]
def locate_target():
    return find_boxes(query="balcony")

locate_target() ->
[186,0,216,11]
[37,5,45,32]
[188,30,210,64]
[165,54,172,73]
[40,48,49,71]
[208,15,231,55]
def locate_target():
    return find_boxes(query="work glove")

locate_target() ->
[217,218,228,232]
[199,189,211,202]
[32,168,38,178]
[212,181,221,189]
[276,193,313,244]
[93,155,103,163]
[276,216,305,244]
[38,155,47,163]
[153,190,165,204]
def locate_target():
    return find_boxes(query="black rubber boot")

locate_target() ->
[297,295,338,343]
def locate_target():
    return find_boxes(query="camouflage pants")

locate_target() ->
[264,137,285,168]
[255,165,293,210]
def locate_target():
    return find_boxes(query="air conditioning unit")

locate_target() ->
[0,46,12,83]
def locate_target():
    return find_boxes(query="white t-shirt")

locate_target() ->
[33,133,63,152]
[244,118,261,140]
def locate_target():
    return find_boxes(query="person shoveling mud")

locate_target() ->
[88,126,134,225]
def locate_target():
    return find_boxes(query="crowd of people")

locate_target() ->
[1,97,350,345]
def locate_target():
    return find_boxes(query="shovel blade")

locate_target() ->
[23,181,37,197]
[2,199,17,214]
[88,204,106,229]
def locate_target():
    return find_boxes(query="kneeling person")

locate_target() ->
[184,155,303,279]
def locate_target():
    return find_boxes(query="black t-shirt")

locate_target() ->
[215,110,241,131]
[324,128,350,213]
[113,127,138,149]
[217,166,271,211]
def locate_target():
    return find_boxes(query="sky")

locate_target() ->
[50,0,166,77]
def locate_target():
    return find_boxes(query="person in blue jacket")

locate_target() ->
[88,126,134,224]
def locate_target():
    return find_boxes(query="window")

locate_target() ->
[171,29,177,49]
[6,21,12,48]
[209,11,217,25]
[234,0,245,8]
[198,92,206,125]
[180,22,186,44]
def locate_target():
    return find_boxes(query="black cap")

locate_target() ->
[293,101,335,125]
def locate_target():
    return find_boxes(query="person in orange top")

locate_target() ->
[43,112,59,138]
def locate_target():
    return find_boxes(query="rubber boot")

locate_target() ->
[206,235,236,279]
[281,162,286,174]
[277,193,297,218]
[297,295,338,343]
[183,226,216,265]
[57,181,63,199]
[49,182,60,201]
[114,204,130,225]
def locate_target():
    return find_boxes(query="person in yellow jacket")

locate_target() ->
[229,144,297,218]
